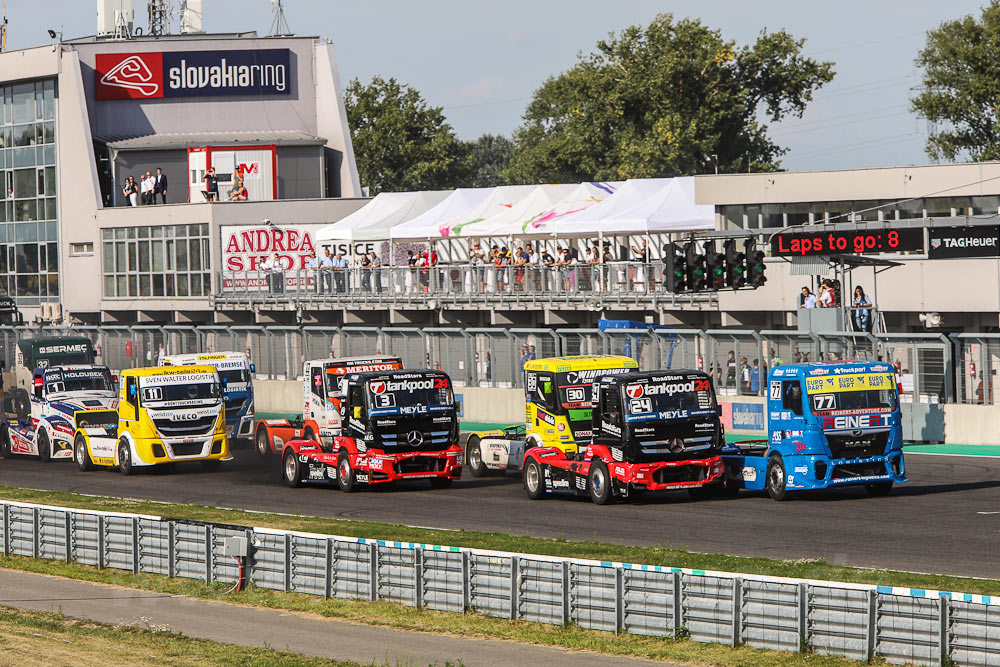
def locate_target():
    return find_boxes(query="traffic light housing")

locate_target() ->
[662,242,688,292]
[684,241,706,291]
[723,239,746,288]
[744,238,767,288]
[703,240,725,290]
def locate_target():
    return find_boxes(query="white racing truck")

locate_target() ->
[160,352,255,443]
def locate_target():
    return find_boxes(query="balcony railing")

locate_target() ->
[212,262,719,310]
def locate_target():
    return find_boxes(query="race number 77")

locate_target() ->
[769,381,781,400]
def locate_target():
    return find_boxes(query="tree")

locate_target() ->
[504,14,834,183]
[460,134,514,187]
[345,76,467,194]
[912,2,1000,161]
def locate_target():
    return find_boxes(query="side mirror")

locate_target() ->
[716,405,724,417]
[250,363,256,373]
[112,375,119,389]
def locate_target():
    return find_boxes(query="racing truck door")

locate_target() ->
[594,384,624,447]
[30,370,45,423]
[768,376,807,451]
[307,364,324,421]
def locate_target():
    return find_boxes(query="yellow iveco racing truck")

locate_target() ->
[465,355,638,476]
[73,365,231,474]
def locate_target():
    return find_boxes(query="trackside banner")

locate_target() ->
[96,49,291,100]
[928,225,1000,259]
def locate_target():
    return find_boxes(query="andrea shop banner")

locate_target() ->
[927,225,1000,259]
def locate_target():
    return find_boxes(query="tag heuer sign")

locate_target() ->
[928,225,1000,259]
[96,49,291,100]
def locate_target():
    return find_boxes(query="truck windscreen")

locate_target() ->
[368,378,453,414]
[806,373,897,414]
[46,369,113,393]
[218,369,250,386]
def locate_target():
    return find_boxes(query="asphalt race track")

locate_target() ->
[0,448,997,580]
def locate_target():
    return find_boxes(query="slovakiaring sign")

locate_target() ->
[928,225,1000,259]
[220,225,377,291]
[95,49,291,100]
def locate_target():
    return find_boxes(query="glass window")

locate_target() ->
[14,200,36,222]
[898,197,923,220]
[722,206,744,230]
[101,223,211,299]
[925,197,951,218]
[13,169,35,198]
[104,276,114,297]
[851,200,880,222]
[744,205,761,229]
[13,125,34,147]
[761,204,784,228]
[972,196,999,215]
[189,239,201,270]
[826,201,849,224]
[42,80,55,121]
[784,203,809,226]
[12,147,36,168]
[103,242,114,273]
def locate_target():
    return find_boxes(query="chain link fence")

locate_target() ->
[1,499,994,666]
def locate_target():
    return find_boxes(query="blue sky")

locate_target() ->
[7,1,989,172]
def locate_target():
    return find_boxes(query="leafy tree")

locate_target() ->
[345,76,467,194]
[460,134,514,187]
[504,14,834,183]
[912,2,1000,161]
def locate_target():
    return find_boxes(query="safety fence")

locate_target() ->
[212,262,720,311]
[0,325,957,402]
[0,499,995,666]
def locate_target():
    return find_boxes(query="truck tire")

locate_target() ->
[523,458,547,500]
[74,434,92,472]
[36,430,51,463]
[282,450,303,488]
[337,452,357,493]
[865,481,893,497]
[466,436,489,477]
[255,425,271,457]
[430,477,453,489]
[765,456,788,501]
[117,438,134,476]
[588,460,615,505]
[12,389,29,422]
[0,427,11,459]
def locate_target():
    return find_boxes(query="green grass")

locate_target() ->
[0,603,370,666]
[0,484,996,597]
[0,554,896,667]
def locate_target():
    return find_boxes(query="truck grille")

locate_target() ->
[394,457,446,474]
[831,461,887,479]
[170,442,207,457]
[377,417,454,452]
[152,416,217,437]
[651,465,708,485]
[826,430,889,459]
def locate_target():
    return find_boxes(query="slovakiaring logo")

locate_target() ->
[96,49,291,100]
[928,225,1000,259]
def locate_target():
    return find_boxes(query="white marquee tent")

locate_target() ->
[388,187,494,241]
[546,178,671,238]
[451,184,577,238]
[395,185,536,240]
[600,177,714,234]
[315,190,450,242]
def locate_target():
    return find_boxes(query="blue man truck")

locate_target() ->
[159,352,254,443]
[720,361,907,500]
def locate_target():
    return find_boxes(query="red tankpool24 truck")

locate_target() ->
[254,356,403,455]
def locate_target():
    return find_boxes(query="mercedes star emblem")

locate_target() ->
[407,430,423,446]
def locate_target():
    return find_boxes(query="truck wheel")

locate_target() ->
[337,452,357,493]
[12,389,29,422]
[865,481,893,497]
[74,434,92,472]
[765,456,788,501]
[466,436,488,477]
[282,450,303,488]
[588,460,615,505]
[36,430,51,463]
[200,459,222,472]
[430,477,453,489]
[117,439,134,476]
[523,459,547,500]
[255,425,271,457]
[0,428,9,459]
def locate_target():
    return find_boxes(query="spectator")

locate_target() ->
[852,285,873,332]
[306,250,320,293]
[602,243,614,291]
[154,167,168,204]
[513,246,527,291]
[818,282,834,308]
[740,357,751,395]
[122,176,137,207]
[145,171,155,204]
[369,251,383,294]
[525,243,540,290]
[541,247,556,290]
[792,346,803,364]
[139,171,150,205]
[726,350,737,388]
[227,179,248,201]
[469,241,486,292]
[203,167,219,202]
[631,239,648,291]
[262,253,283,294]
[485,349,492,381]
[332,252,348,292]
[558,247,575,291]
[519,345,530,368]
[406,249,418,291]
[318,249,334,293]
[360,252,372,292]
[799,286,817,308]
[749,359,761,394]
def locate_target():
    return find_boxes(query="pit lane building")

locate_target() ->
[1,26,999,331]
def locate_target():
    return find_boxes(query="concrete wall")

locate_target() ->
[942,404,1000,446]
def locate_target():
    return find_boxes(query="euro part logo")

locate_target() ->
[96,53,164,99]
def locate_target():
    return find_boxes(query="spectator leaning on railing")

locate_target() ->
[852,285,873,332]
[306,250,320,293]
[799,286,817,308]
[319,249,334,293]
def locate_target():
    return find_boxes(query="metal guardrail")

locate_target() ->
[0,499,995,666]
[0,325,956,404]
[211,262,721,311]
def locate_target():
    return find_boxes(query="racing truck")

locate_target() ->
[2,336,96,408]
[254,355,403,455]
[161,352,255,443]
[720,360,907,500]
[522,370,725,504]
[280,369,462,491]
[465,355,638,477]
[72,365,231,474]
[0,365,117,461]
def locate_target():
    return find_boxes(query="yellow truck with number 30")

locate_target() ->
[73,365,231,474]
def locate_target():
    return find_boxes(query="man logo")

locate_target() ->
[406,430,423,446]
[625,384,644,399]
[100,55,160,96]
[369,381,386,395]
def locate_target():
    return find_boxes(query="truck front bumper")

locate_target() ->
[783,451,907,490]
[624,455,725,490]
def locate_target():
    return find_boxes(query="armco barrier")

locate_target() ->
[0,500,996,666]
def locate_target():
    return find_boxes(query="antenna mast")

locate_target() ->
[269,0,291,36]
[1,0,8,52]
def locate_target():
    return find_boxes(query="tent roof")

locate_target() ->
[388,188,493,241]
[547,178,671,237]
[450,184,577,238]
[603,177,714,234]
[315,190,450,241]
[415,185,536,239]
[519,182,619,237]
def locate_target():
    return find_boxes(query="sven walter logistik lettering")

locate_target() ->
[96,49,291,100]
